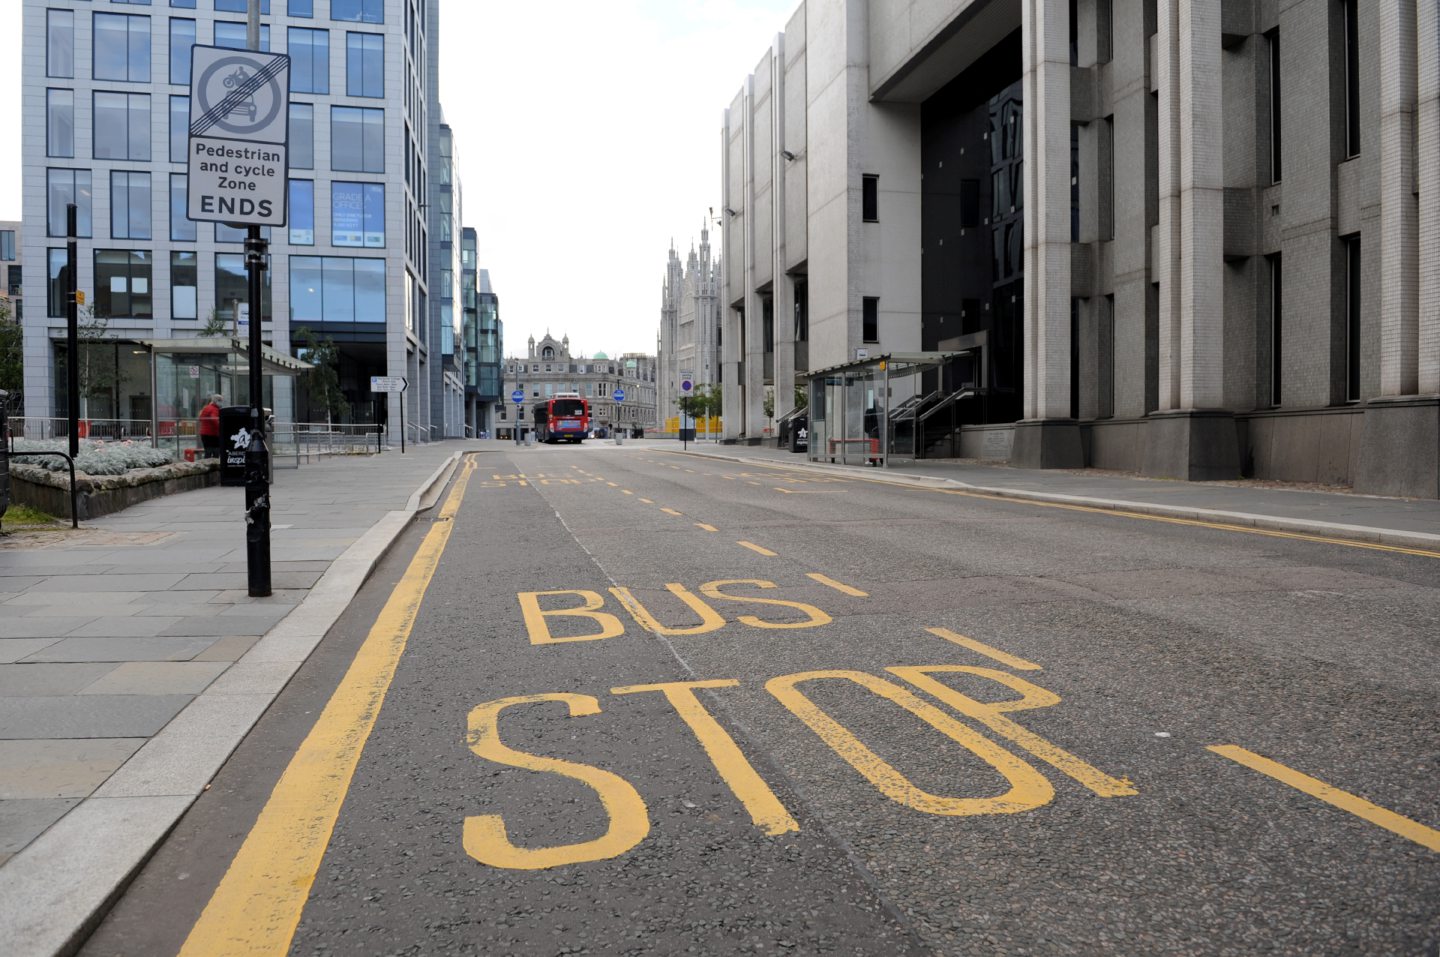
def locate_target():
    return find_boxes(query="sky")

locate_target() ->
[0,0,801,359]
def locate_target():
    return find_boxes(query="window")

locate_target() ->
[215,22,270,50]
[0,231,14,262]
[1268,253,1283,406]
[289,256,385,324]
[290,180,314,245]
[863,296,879,343]
[7,267,22,299]
[94,92,151,161]
[171,250,197,319]
[1343,0,1360,158]
[862,174,878,222]
[47,89,74,158]
[289,0,313,17]
[170,96,189,163]
[289,103,314,169]
[94,250,154,319]
[1267,29,1281,184]
[110,171,152,240]
[170,18,195,85]
[289,28,329,94]
[48,249,68,318]
[1345,236,1361,402]
[47,169,93,238]
[333,0,383,24]
[170,174,196,241]
[216,0,269,10]
[94,13,151,82]
[171,0,197,8]
[346,33,383,97]
[331,107,384,172]
[331,181,384,247]
[216,253,270,319]
[47,9,75,78]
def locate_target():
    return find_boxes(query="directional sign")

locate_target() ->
[371,376,407,393]
[511,389,525,405]
[187,45,290,227]
[613,388,626,403]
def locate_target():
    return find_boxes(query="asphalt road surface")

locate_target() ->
[83,444,1440,956]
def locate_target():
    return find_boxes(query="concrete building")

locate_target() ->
[498,333,658,439]
[1,222,22,325]
[658,225,721,430]
[722,0,1440,497]
[20,0,449,442]
[427,116,465,437]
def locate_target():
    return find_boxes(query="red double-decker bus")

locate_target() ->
[533,393,590,443]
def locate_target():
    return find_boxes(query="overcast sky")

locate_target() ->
[0,0,798,359]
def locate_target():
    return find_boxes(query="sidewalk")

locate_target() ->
[0,441,469,957]
[666,441,1440,551]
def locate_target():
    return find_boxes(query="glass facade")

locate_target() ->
[290,257,385,324]
[94,13,151,83]
[95,250,154,319]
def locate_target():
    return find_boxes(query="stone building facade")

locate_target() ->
[498,333,658,439]
[721,0,1440,496]
[658,226,721,430]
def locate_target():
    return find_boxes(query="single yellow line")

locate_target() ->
[925,627,1042,671]
[737,541,778,557]
[179,457,479,957]
[695,523,719,532]
[1208,745,1440,852]
[661,508,684,516]
[806,573,868,597]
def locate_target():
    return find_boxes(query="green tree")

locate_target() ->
[0,298,21,409]
[76,306,126,419]
[292,326,346,424]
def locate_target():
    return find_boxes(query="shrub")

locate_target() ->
[10,439,176,476]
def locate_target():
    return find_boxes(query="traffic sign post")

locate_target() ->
[680,372,694,450]
[184,6,292,598]
[511,389,525,444]
[371,376,408,454]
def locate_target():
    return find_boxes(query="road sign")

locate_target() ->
[371,376,407,393]
[613,388,626,403]
[511,389,525,404]
[681,379,694,394]
[187,45,290,227]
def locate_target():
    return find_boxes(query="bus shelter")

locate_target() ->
[805,352,964,468]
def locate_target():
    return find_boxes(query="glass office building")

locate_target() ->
[21,0,445,442]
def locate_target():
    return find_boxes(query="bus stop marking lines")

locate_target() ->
[806,573,867,597]
[926,627,1042,672]
[1207,745,1440,852]
[737,541,778,557]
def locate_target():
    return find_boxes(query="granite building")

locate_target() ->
[721,0,1439,497]
[658,225,721,431]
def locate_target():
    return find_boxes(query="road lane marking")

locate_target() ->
[696,523,719,532]
[737,541,777,556]
[890,666,1136,797]
[925,627,1042,671]
[661,507,684,516]
[777,487,839,494]
[607,482,619,487]
[612,680,798,836]
[622,490,634,495]
[180,456,479,957]
[464,694,650,869]
[806,573,868,597]
[640,498,654,504]
[1207,745,1440,852]
[767,670,1054,815]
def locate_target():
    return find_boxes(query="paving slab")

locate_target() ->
[158,616,289,637]
[0,664,118,697]
[79,662,229,696]
[191,636,258,662]
[25,575,187,594]
[22,636,221,664]
[0,799,80,864]
[0,695,193,739]
[0,619,95,640]
[0,640,65,665]
[0,740,146,799]
[67,617,184,638]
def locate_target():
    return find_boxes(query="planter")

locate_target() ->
[6,460,220,521]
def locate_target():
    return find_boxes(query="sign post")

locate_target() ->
[65,203,79,459]
[511,388,525,443]
[679,371,694,451]
[371,376,407,453]
[187,4,291,598]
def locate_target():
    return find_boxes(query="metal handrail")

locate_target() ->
[918,388,983,423]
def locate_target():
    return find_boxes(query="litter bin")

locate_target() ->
[679,428,696,443]
[789,415,809,453]
[631,427,644,439]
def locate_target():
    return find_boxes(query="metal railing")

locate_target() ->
[270,422,383,466]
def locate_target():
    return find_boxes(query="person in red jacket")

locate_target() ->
[198,394,222,458]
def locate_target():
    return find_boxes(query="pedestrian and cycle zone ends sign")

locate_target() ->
[187,45,290,227]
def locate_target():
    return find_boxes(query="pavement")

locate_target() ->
[1,435,1438,956]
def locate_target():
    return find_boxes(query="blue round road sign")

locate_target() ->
[511,389,524,404]
[613,388,626,403]
[681,379,694,393]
